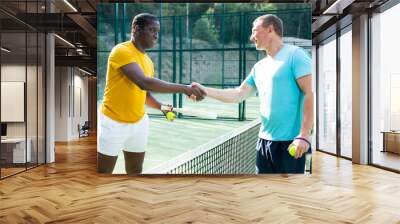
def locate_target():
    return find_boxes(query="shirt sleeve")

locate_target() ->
[292,47,311,79]
[245,67,256,87]
[109,45,137,69]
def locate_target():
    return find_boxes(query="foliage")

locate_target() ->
[192,15,219,44]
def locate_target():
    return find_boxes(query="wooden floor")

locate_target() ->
[1,135,400,223]
[373,150,400,171]
[1,167,26,178]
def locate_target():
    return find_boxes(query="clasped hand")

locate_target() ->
[186,82,206,101]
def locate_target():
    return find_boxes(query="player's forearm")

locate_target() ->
[145,92,162,110]
[299,92,314,138]
[121,63,190,95]
[141,78,190,95]
[204,87,244,103]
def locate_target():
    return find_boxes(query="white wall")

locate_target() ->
[55,66,69,141]
[55,67,89,141]
[77,71,89,138]
[1,65,29,137]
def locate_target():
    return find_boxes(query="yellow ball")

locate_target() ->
[166,111,176,121]
[288,145,296,157]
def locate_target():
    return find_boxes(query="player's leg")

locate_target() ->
[123,151,145,174]
[256,139,277,173]
[123,114,149,175]
[97,152,118,173]
[97,113,124,173]
[257,139,304,173]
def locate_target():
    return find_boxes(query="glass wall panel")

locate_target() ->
[371,3,400,171]
[1,30,27,177]
[0,1,46,178]
[317,36,337,154]
[339,28,352,158]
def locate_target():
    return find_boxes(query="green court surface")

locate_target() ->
[112,94,260,174]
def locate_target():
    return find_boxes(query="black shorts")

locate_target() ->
[256,138,311,174]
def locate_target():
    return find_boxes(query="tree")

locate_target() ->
[192,15,219,45]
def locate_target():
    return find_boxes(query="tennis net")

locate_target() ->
[145,119,261,174]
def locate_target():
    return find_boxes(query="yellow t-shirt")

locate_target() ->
[101,41,154,123]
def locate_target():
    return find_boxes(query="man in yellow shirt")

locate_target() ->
[98,13,206,174]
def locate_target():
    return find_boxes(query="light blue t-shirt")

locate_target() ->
[245,44,311,141]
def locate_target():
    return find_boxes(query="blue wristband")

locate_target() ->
[294,137,311,147]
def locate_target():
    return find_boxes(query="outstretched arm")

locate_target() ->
[121,62,206,101]
[193,81,256,103]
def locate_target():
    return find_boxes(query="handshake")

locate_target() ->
[184,82,206,101]
[161,82,217,122]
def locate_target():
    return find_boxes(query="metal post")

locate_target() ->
[114,4,119,44]
[238,13,246,121]
[242,13,247,121]
[238,13,243,121]
[25,4,28,170]
[172,16,177,108]
[336,29,341,157]
[189,19,193,83]
[36,2,39,167]
[158,4,162,79]
[178,16,183,117]
[186,3,189,38]
[316,44,320,151]
[121,3,126,42]
[367,11,372,165]
[221,4,225,88]
[158,10,163,79]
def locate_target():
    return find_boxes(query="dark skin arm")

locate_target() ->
[145,92,162,110]
[121,62,205,100]
[146,92,173,115]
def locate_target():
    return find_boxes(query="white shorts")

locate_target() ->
[97,112,149,156]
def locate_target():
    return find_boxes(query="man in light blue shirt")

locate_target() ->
[193,14,313,173]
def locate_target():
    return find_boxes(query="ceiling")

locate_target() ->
[311,0,389,42]
[0,0,97,74]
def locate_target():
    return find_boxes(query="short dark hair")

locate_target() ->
[131,13,158,31]
[255,14,283,37]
